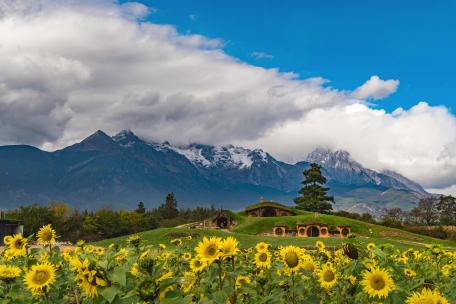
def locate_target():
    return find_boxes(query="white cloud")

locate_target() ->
[1,0,456,192]
[250,52,274,59]
[245,102,456,189]
[0,0,346,148]
[352,75,399,100]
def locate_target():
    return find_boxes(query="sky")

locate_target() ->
[0,0,456,194]
[142,0,456,113]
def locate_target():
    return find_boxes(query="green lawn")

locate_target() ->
[97,227,456,251]
[96,210,456,250]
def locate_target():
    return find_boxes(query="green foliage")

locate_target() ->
[158,193,179,219]
[135,202,146,214]
[294,163,334,213]
[7,194,217,243]
[437,195,456,225]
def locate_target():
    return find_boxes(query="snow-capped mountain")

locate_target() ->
[0,130,428,212]
[307,148,426,194]
[163,143,268,169]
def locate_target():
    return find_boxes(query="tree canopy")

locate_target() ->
[293,163,334,213]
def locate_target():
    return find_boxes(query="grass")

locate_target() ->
[96,210,456,250]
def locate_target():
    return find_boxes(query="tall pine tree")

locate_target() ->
[294,163,334,213]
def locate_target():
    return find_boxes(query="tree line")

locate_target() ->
[6,193,217,243]
[381,195,456,226]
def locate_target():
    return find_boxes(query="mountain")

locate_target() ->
[306,148,427,214]
[0,130,428,213]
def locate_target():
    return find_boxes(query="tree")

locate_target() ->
[135,201,146,214]
[159,193,179,219]
[294,163,334,213]
[381,208,406,227]
[412,197,439,226]
[437,195,456,225]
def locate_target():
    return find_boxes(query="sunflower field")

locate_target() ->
[1,225,456,303]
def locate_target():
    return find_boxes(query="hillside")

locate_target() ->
[0,130,428,212]
[97,211,456,250]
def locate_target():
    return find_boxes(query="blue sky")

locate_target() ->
[134,0,455,113]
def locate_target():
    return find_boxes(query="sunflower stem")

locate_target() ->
[291,275,296,304]
[44,289,50,304]
[218,261,224,291]
[232,257,237,303]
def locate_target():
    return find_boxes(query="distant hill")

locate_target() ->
[0,130,428,213]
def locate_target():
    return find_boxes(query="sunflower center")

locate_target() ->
[41,231,52,242]
[14,239,24,249]
[323,270,335,282]
[285,252,299,268]
[206,246,217,257]
[259,253,268,262]
[33,270,50,285]
[370,274,386,290]
[303,262,314,272]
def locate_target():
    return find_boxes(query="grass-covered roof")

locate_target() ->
[244,201,296,213]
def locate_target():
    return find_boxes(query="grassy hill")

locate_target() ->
[97,211,456,250]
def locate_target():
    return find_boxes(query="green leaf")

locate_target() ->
[112,267,127,287]
[100,286,119,303]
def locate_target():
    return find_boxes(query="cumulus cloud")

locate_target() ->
[245,102,456,189]
[352,75,399,100]
[0,0,346,148]
[1,0,456,193]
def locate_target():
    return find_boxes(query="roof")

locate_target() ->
[245,201,296,213]
[296,222,328,227]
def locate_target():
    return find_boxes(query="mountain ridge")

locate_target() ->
[0,130,428,213]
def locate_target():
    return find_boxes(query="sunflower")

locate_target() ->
[85,245,95,254]
[301,258,318,274]
[70,257,90,273]
[36,225,56,244]
[139,249,151,260]
[130,263,140,276]
[254,251,272,269]
[95,247,105,256]
[367,243,376,250]
[317,264,339,289]
[3,235,13,245]
[76,270,107,298]
[181,271,196,293]
[190,257,207,273]
[195,237,222,263]
[280,246,303,273]
[24,263,56,294]
[346,275,357,285]
[405,288,449,304]
[235,275,251,289]
[182,252,192,261]
[362,267,395,299]
[441,265,453,277]
[404,268,416,277]
[2,249,15,261]
[220,237,239,258]
[255,242,270,252]
[170,238,183,246]
[0,264,21,282]
[316,241,325,251]
[115,248,128,262]
[8,234,27,257]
